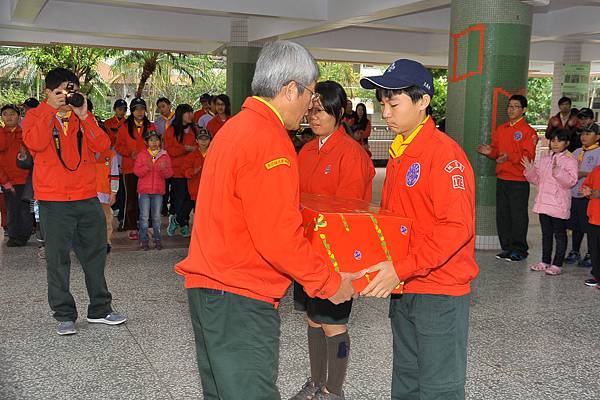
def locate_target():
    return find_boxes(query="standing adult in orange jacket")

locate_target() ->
[292,81,375,399]
[164,103,197,238]
[115,97,155,240]
[359,59,479,400]
[478,95,538,261]
[175,41,358,399]
[0,104,32,246]
[22,68,126,336]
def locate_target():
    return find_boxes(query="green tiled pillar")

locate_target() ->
[446,0,532,249]
[227,18,261,114]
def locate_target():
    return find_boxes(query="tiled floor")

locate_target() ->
[1,170,599,399]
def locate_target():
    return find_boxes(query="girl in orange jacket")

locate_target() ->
[115,97,155,240]
[164,104,197,237]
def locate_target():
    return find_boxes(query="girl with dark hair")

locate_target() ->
[206,94,232,138]
[115,97,155,240]
[523,128,578,275]
[291,80,375,400]
[165,103,197,237]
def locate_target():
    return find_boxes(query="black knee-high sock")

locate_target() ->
[308,326,327,386]
[325,331,350,395]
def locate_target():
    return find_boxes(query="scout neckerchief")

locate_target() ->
[162,111,175,130]
[56,111,72,136]
[148,148,160,163]
[389,115,430,159]
[509,116,524,127]
[578,143,600,162]
[252,96,284,127]
[134,119,144,136]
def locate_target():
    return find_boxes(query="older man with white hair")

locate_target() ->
[176,40,359,399]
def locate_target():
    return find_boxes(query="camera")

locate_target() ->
[64,81,85,107]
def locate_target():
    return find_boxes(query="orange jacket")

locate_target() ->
[381,117,479,296]
[182,150,206,200]
[583,166,600,226]
[22,101,110,201]
[95,149,118,194]
[164,126,197,178]
[488,118,538,181]
[175,96,341,306]
[299,125,374,202]
[103,115,126,147]
[206,115,231,138]
[115,121,154,174]
[0,125,29,185]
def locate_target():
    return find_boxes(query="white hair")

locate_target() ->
[251,41,319,98]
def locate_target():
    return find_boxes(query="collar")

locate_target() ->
[251,96,284,126]
[389,115,430,159]
[509,116,524,127]
[56,111,72,121]
[134,119,144,128]
[318,125,346,153]
[161,111,175,121]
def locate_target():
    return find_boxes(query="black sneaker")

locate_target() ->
[584,278,598,287]
[578,254,592,268]
[508,251,527,262]
[564,251,581,264]
[495,251,511,260]
[106,244,112,254]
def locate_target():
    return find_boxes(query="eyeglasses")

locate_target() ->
[296,82,320,103]
[507,105,523,110]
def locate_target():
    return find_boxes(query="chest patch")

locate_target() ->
[400,225,408,235]
[405,162,421,187]
[324,164,332,175]
[514,131,522,141]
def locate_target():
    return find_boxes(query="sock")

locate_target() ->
[307,325,328,386]
[325,331,350,395]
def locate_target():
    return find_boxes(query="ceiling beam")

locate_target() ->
[10,0,48,22]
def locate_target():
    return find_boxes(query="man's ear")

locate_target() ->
[418,94,431,111]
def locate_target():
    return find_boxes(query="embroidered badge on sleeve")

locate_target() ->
[265,157,291,170]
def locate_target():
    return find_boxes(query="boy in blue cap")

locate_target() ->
[360,59,478,400]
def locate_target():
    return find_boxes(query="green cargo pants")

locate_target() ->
[39,198,112,322]
[390,293,470,400]
[187,288,281,400]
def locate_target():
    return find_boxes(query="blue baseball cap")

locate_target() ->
[113,99,127,110]
[360,59,434,97]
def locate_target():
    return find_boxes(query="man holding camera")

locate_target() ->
[23,67,126,336]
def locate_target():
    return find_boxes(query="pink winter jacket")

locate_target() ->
[134,149,173,195]
[524,150,578,219]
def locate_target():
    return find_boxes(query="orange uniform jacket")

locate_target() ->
[175,96,341,305]
[299,125,375,201]
[206,115,231,138]
[182,150,206,200]
[381,118,479,296]
[164,126,197,178]
[103,115,126,147]
[0,125,29,185]
[22,101,110,201]
[488,118,538,182]
[115,121,154,174]
[583,166,600,226]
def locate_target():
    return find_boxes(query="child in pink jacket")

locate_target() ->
[522,128,578,275]
[134,130,173,250]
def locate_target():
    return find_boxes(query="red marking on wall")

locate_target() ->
[491,87,527,134]
[449,24,486,83]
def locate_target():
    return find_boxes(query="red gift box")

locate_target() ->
[301,193,412,294]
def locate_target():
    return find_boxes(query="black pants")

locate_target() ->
[589,224,600,280]
[123,173,139,231]
[539,213,568,267]
[5,184,33,242]
[170,177,193,227]
[496,179,530,255]
[39,198,113,321]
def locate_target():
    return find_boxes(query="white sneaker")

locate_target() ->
[87,312,127,325]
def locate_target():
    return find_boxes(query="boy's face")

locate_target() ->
[157,101,171,116]
[196,137,210,148]
[559,101,571,114]
[507,100,525,121]
[200,99,209,110]
[46,81,79,112]
[380,93,429,135]
[115,107,127,119]
[1,109,20,127]
[580,130,600,147]
[579,116,593,126]
[146,136,161,151]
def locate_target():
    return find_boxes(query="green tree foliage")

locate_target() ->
[526,77,552,125]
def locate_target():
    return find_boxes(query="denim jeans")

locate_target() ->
[138,194,163,242]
